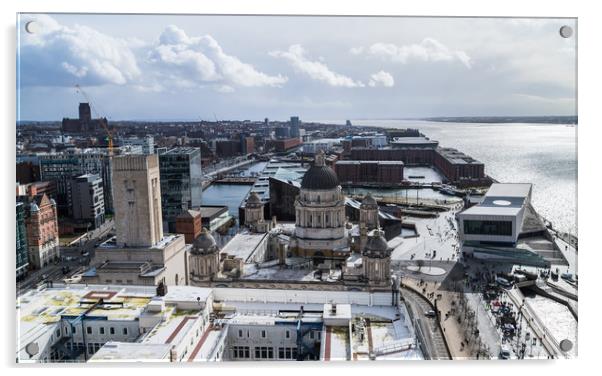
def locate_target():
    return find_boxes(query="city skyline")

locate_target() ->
[17,14,576,121]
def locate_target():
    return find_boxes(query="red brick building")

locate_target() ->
[335,161,404,185]
[24,194,60,269]
[175,209,202,244]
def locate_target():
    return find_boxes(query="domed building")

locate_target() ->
[244,191,270,233]
[293,151,348,266]
[189,227,220,283]
[362,230,392,286]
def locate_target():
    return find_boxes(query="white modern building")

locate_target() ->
[458,183,532,246]
[17,284,422,363]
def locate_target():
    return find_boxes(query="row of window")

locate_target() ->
[63,325,129,336]
[230,346,298,360]
[237,329,292,339]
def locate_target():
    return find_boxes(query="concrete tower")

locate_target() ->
[359,193,379,250]
[113,154,163,247]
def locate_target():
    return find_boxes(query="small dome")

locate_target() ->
[360,193,378,208]
[246,191,262,207]
[192,228,218,255]
[363,231,391,258]
[301,151,339,190]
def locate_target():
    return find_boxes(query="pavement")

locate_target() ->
[391,202,463,264]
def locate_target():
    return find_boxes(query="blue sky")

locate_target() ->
[17,14,576,121]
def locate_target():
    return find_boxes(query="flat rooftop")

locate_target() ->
[391,136,438,145]
[90,342,171,362]
[221,232,268,262]
[199,205,229,219]
[336,160,404,165]
[437,147,483,165]
[485,183,532,198]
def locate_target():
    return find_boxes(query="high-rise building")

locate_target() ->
[158,147,203,233]
[290,116,300,138]
[16,202,29,279]
[39,150,113,215]
[25,194,60,269]
[113,154,163,247]
[274,126,290,139]
[70,174,105,229]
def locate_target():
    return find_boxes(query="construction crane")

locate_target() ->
[74,84,114,156]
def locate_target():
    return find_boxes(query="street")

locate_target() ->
[16,219,114,297]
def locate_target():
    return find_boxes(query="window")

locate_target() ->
[100,327,105,335]
[261,330,266,338]
[110,327,115,335]
[254,347,273,359]
[238,329,243,338]
[278,347,295,360]
[285,330,290,339]
[86,326,92,335]
[310,331,314,339]
[232,346,250,359]
[464,220,513,237]
[123,327,128,335]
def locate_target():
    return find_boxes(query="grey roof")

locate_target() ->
[192,228,219,254]
[360,193,378,208]
[246,191,263,207]
[301,164,339,190]
[485,183,532,198]
[363,231,392,258]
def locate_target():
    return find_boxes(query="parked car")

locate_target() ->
[499,346,512,360]
[424,310,437,318]
[496,277,513,288]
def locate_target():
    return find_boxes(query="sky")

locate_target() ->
[16,14,577,122]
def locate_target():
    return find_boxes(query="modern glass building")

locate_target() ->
[159,147,203,233]
[38,150,113,215]
[16,202,29,279]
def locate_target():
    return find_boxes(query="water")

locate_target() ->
[350,120,577,234]
[202,183,252,218]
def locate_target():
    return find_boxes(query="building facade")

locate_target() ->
[175,209,202,244]
[70,174,105,229]
[335,160,404,185]
[25,194,60,269]
[158,147,203,233]
[39,150,113,215]
[113,154,163,248]
[16,202,29,279]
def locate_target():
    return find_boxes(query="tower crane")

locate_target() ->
[74,84,114,156]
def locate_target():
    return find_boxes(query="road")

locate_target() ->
[16,220,114,297]
[401,286,450,360]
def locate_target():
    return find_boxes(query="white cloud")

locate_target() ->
[355,38,473,68]
[19,15,141,86]
[270,44,364,88]
[368,71,394,87]
[148,25,288,91]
